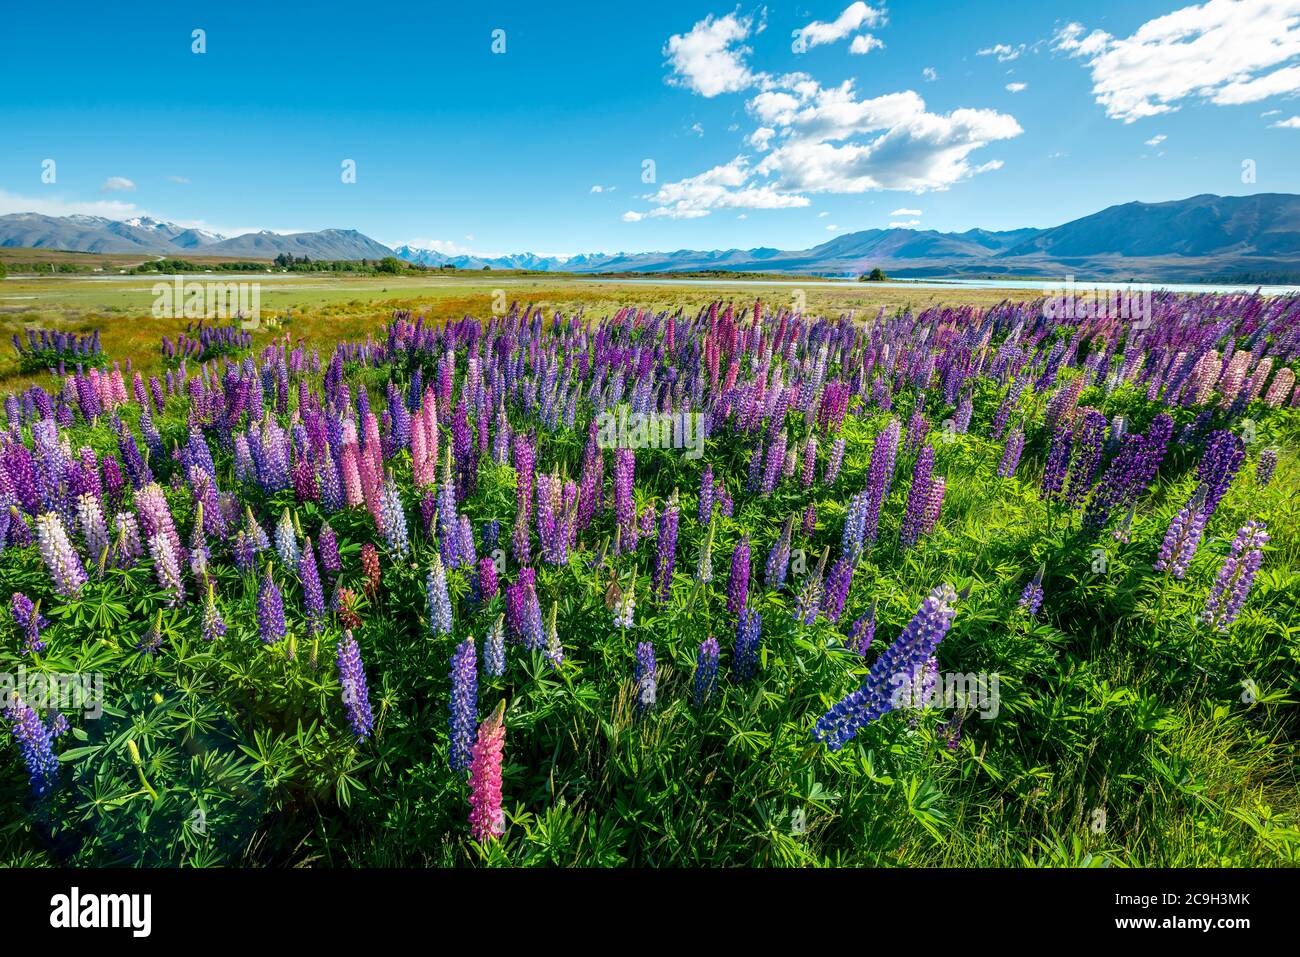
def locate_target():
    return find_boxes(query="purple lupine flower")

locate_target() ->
[899,446,935,548]
[1256,448,1277,488]
[825,436,846,485]
[4,698,60,795]
[847,603,876,655]
[75,493,110,565]
[822,558,853,623]
[1197,430,1246,517]
[727,535,750,615]
[862,418,900,544]
[693,636,720,708]
[426,555,454,637]
[1154,495,1207,580]
[802,502,816,537]
[448,638,478,772]
[337,628,374,740]
[1018,566,1045,616]
[201,581,226,642]
[634,641,657,715]
[652,491,680,604]
[794,550,827,625]
[1064,410,1108,507]
[1040,426,1073,502]
[35,512,87,597]
[813,583,959,750]
[761,430,787,496]
[256,567,286,645]
[1204,520,1269,632]
[698,464,714,523]
[801,435,818,488]
[765,515,794,589]
[300,537,326,635]
[477,556,499,601]
[484,614,506,678]
[733,608,762,683]
[112,510,143,568]
[318,522,342,578]
[10,593,47,655]
[232,530,256,574]
[997,428,1025,478]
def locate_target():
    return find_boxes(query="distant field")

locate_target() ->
[1,273,1020,390]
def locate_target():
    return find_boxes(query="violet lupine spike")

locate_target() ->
[1196,429,1246,517]
[4,697,60,795]
[426,555,454,637]
[899,446,935,548]
[299,537,326,635]
[10,593,48,655]
[634,641,657,715]
[337,628,374,741]
[814,584,959,751]
[733,608,762,683]
[256,566,287,645]
[1018,566,1045,616]
[448,638,478,772]
[652,491,680,605]
[1203,520,1269,632]
[1255,449,1277,488]
[727,535,751,615]
[148,532,184,606]
[821,558,853,623]
[1154,496,1207,580]
[693,636,720,708]
[997,428,1025,478]
[765,515,793,590]
[847,604,876,656]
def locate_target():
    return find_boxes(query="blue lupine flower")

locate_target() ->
[448,638,478,772]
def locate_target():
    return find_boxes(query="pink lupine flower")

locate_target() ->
[468,700,507,843]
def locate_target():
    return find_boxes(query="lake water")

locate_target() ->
[590,276,1300,296]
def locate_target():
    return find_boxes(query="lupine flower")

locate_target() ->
[275,509,299,567]
[426,555,454,637]
[612,583,635,629]
[899,447,935,548]
[448,638,478,772]
[1204,520,1269,632]
[693,636,720,708]
[634,641,657,715]
[695,519,715,584]
[318,522,342,577]
[652,490,680,604]
[1256,448,1277,488]
[822,558,853,622]
[765,515,793,589]
[793,549,828,625]
[1154,496,1207,580]
[337,628,374,740]
[10,593,47,655]
[1018,565,1045,616]
[138,609,164,655]
[727,535,750,615]
[814,583,959,750]
[148,532,184,605]
[201,581,226,642]
[847,603,876,655]
[733,608,762,683]
[4,697,60,795]
[76,493,110,565]
[997,428,1025,478]
[35,512,87,597]
[468,701,506,841]
[484,615,506,678]
[300,537,326,634]
[360,543,380,596]
[477,556,499,601]
[379,474,410,556]
[544,600,564,669]
[256,566,287,645]
[1197,429,1246,517]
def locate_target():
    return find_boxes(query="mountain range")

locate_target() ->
[4,193,1300,280]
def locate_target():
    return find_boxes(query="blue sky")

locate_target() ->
[3,0,1300,256]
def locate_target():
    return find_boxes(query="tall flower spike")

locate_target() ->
[693,637,720,708]
[5,697,60,795]
[337,628,374,741]
[814,584,959,751]
[1204,520,1269,632]
[448,638,478,772]
[484,614,506,678]
[256,564,287,645]
[634,641,657,715]
[468,700,506,842]
[426,555,454,637]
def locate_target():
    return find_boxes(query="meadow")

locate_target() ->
[0,276,1296,867]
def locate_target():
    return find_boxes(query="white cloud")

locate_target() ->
[890,207,922,215]
[792,3,885,51]
[1005,82,1027,93]
[849,34,884,55]
[0,188,141,219]
[1145,134,1167,145]
[818,210,830,217]
[826,224,839,230]
[664,12,761,97]
[1262,108,1282,115]
[737,213,748,219]
[690,121,705,136]
[1271,114,1300,126]
[101,176,136,193]
[622,211,644,222]
[978,43,1025,62]
[168,176,191,184]
[889,219,921,228]
[748,126,776,150]
[637,157,811,218]
[922,66,938,82]
[1056,1,1300,123]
